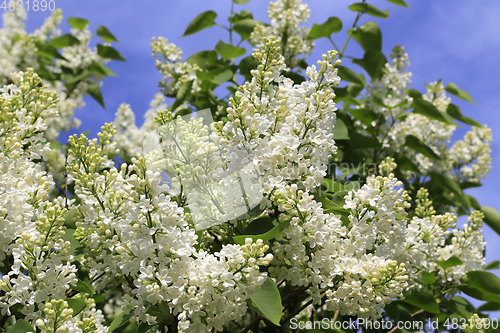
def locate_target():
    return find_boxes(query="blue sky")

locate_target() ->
[13,0,500,316]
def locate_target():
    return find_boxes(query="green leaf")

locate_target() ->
[96,25,118,43]
[404,135,441,162]
[240,216,275,235]
[183,11,217,36]
[87,84,105,108]
[348,3,389,18]
[349,132,382,149]
[412,98,457,126]
[478,302,500,312]
[282,71,305,84]
[61,228,84,258]
[394,153,420,173]
[480,206,500,236]
[457,285,500,303]
[445,82,475,103]
[420,271,436,285]
[50,34,80,48]
[248,277,282,326]
[467,270,500,294]
[437,256,463,270]
[66,298,86,317]
[429,172,470,209]
[337,66,364,85]
[349,22,382,52]
[186,50,218,70]
[348,108,378,127]
[239,55,259,80]
[64,69,90,85]
[332,118,349,140]
[446,104,481,127]
[96,44,126,61]
[441,297,475,319]
[108,311,133,333]
[352,50,387,79]
[308,17,342,39]
[233,219,288,245]
[313,190,350,218]
[136,323,156,333]
[35,41,66,60]
[197,68,233,85]
[229,10,253,23]
[215,40,246,59]
[89,61,118,77]
[233,19,260,41]
[68,17,89,30]
[146,306,164,317]
[35,66,57,83]
[169,80,193,111]
[385,0,410,7]
[70,278,96,295]
[5,319,35,333]
[403,290,440,314]
[234,0,251,4]
[466,195,481,210]
[347,82,364,97]
[484,261,500,270]
[459,181,482,190]
[407,88,422,100]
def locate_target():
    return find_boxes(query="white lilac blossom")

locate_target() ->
[68,123,272,331]
[114,93,170,160]
[268,175,410,319]
[35,298,108,333]
[0,8,105,142]
[361,46,492,182]
[251,0,314,68]
[152,36,201,97]
[433,211,485,284]
[448,125,492,182]
[215,37,339,198]
[0,70,78,322]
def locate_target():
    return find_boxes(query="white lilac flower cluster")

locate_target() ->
[447,125,492,182]
[35,299,107,333]
[114,93,168,159]
[433,211,485,284]
[151,36,201,98]
[215,37,339,200]
[0,8,104,141]
[251,0,314,68]
[0,70,106,331]
[149,110,263,229]
[462,313,489,333]
[361,46,492,182]
[0,9,37,84]
[68,124,272,331]
[410,187,485,285]
[263,169,422,319]
[364,45,413,128]
[0,7,121,200]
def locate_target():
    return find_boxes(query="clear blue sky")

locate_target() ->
[14,0,500,317]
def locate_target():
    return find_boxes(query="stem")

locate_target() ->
[333,309,340,321]
[387,309,426,333]
[281,298,313,325]
[239,315,262,333]
[339,0,366,59]
[64,149,69,209]
[281,285,309,304]
[328,36,341,53]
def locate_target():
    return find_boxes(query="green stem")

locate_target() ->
[339,0,366,59]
